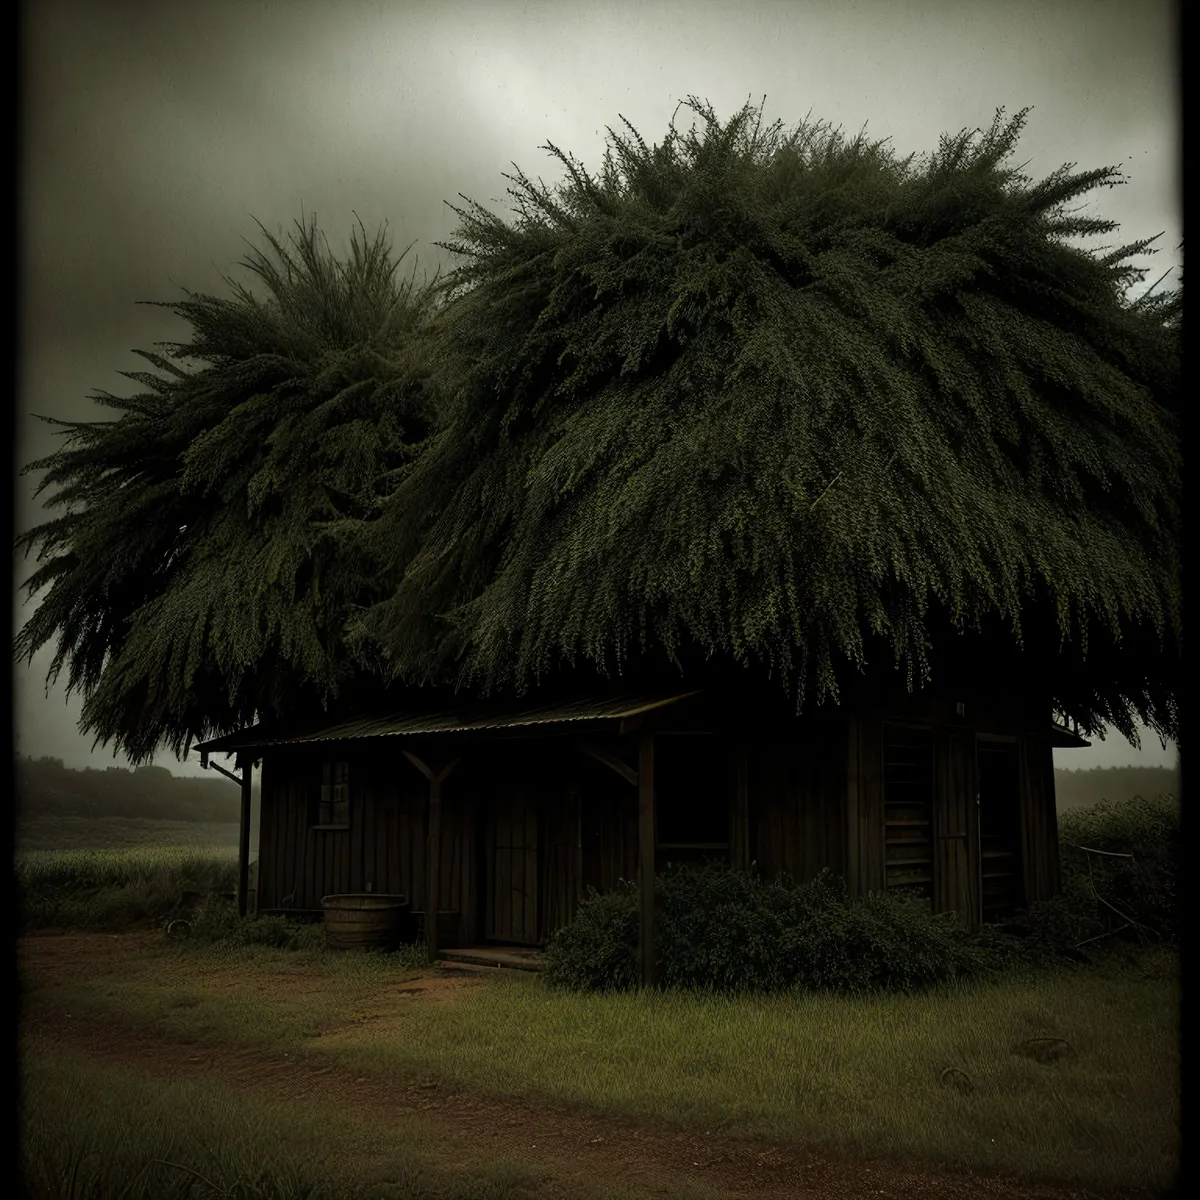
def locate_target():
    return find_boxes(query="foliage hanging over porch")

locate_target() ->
[358,99,1181,748]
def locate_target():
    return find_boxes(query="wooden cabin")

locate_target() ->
[197,672,1089,983]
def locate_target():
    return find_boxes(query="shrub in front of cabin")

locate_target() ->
[541,880,641,991]
[544,864,987,994]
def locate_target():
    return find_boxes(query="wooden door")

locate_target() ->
[485,787,539,944]
[976,737,1024,923]
[933,730,979,928]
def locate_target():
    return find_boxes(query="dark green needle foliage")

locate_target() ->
[361,98,1180,748]
[15,216,440,763]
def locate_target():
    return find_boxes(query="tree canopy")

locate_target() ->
[15,216,440,762]
[15,99,1181,761]
[357,99,1181,749]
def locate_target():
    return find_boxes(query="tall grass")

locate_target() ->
[16,845,237,932]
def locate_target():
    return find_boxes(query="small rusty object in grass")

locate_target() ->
[165,918,192,940]
[939,1067,974,1093]
[1012,1037,1076,1064]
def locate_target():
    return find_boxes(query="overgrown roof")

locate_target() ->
[15,100,1181,762]
[355,100,1181,748]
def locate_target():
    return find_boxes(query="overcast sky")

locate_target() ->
[14,0,1181,777]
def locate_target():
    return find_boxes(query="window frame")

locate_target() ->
[312,760,351,830]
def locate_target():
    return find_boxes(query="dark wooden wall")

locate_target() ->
[256,748,476,943]
[845,682,1060,925]
[255,686,1061,946]
[933,729,980,928]
[749,723,848,885]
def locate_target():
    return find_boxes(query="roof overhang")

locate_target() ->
[1050,721,1092,749]
[194,690,707,755]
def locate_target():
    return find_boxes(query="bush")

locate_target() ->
[544,793,1180,995]
[1016,793,1180,952]
[544,864,1017,995]
[186,893,326,951]
[541,880,640,992]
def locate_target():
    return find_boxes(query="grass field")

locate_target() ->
[19,928,1180,1196]
[16,814,240,852]
[15,823,1180,1198]
[16,843,239,932]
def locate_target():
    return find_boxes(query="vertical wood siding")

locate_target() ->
[933,729,979,928]
[750,724,848,885]
[849,715,886,896]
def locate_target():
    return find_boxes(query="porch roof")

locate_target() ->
[1049,720,1091,749]
[194,690,705,755]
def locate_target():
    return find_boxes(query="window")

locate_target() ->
[316,761,350,827]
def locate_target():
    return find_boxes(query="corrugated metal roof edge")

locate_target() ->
[1049,721,1092,749]
[195,690,706,753]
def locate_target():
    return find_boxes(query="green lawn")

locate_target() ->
[20,931,1180,1194]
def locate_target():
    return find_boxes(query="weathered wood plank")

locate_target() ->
[934,730,978,928]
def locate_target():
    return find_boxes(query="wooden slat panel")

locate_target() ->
[884,725,934,905]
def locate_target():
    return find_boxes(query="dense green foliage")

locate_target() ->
[1051,792,1179,941]
[542,866,1008,995]
[361,99,1181,748]
[15,99,1181,762]
[15,218,439,762]
[543,791,1180,995]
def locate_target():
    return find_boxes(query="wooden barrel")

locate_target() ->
[321,894,409,950]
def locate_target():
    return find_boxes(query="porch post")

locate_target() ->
[237,754,253,917]
[402,751,460,962]
[638,732,657,988]
[427,774,443,960]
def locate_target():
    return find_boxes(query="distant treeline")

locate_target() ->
[1053,764,1180,812]
[15,756,251,824]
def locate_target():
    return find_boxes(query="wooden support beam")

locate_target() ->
[402,750,460,961]
[574,740,639,788]
[638,732,657,988]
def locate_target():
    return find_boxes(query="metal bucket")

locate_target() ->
[320,894,409,950]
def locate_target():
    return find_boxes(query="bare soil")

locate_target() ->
[18,932,1159,1200]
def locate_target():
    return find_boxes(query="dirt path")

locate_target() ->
[18,933,1154,1200]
